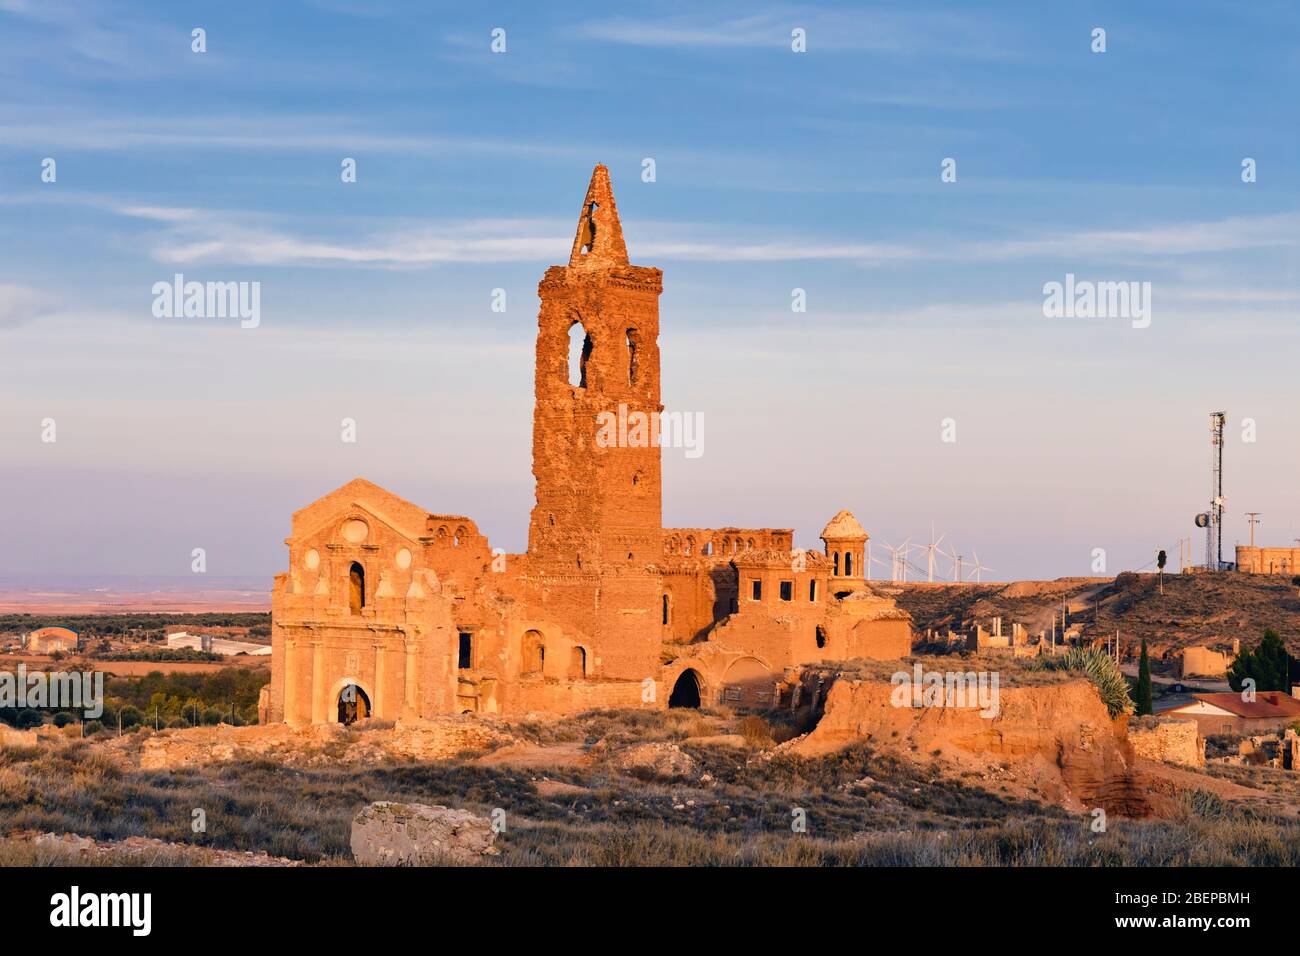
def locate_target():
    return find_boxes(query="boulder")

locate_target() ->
[609,742,699,780]
[350,802,498,866]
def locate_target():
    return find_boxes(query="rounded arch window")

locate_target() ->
[348,562,366,614]
[625,328,641,385]
[568,320,593,388]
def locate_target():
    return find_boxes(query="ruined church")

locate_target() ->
[268,166,912,725]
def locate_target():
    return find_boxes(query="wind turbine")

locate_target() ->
[915,524,947,583]
[866,540,891,581]
[877,539,911,582]
[896,538,913,582]
[938,541,963,582]
[970,550,995,584]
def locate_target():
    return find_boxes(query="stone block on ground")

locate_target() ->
[350,802,498,866]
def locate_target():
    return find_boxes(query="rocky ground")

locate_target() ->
[3,671,1299,866]
[6,830,302,866]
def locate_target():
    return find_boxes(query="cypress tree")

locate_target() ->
[1136,638,1153,716]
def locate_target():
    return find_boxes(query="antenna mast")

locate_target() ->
[1209,411,1226,570]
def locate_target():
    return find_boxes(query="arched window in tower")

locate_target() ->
[349,562,365,615]
[568,321,592,388]
[626,328,640,384]
[579,202,598,254]
[845,551,854,576]
[833,552,840,576]
[662,592,672,626]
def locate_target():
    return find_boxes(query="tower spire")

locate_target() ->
[568,164,629,268]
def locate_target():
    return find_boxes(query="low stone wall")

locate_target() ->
[1129,718,1204,767]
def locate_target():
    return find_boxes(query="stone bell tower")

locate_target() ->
[526,165,665,679]
[528,164,664,567]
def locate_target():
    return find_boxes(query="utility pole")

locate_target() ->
[1246,512,1261,548]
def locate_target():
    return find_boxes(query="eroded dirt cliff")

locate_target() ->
[790,677,1158,815]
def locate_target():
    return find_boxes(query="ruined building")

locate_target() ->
[267,165,912,725]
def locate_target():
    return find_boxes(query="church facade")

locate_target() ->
[267,166,912,725]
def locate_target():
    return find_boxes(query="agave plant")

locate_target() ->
[1033,647,1135,718]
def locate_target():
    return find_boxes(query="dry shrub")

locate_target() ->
[736,716,774,748]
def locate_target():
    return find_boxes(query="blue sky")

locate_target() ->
[1,0,1297,585]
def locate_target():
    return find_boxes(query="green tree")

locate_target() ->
[1227,628,1294,693]
[1136,639,1154,716]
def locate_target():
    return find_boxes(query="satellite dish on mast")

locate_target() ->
[1194,513,1211,528]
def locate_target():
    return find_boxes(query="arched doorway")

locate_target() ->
[568,646,587,679]
[522,630,545,675]
[669,669,702,708]
[337,683,370,725]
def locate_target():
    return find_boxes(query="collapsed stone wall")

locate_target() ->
[1128,718,1204,766]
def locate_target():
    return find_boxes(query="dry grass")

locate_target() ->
[0,840,213,867]
[4,712,1300,867]
[735,716,775,748]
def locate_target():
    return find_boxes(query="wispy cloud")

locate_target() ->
[0,284,58,328]
[106,204,1300,269]
[0,0,191,79]
[117,206,568,266]
[577,6,1019,58]
[0,110,586,158]
[973,213,1300,260]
